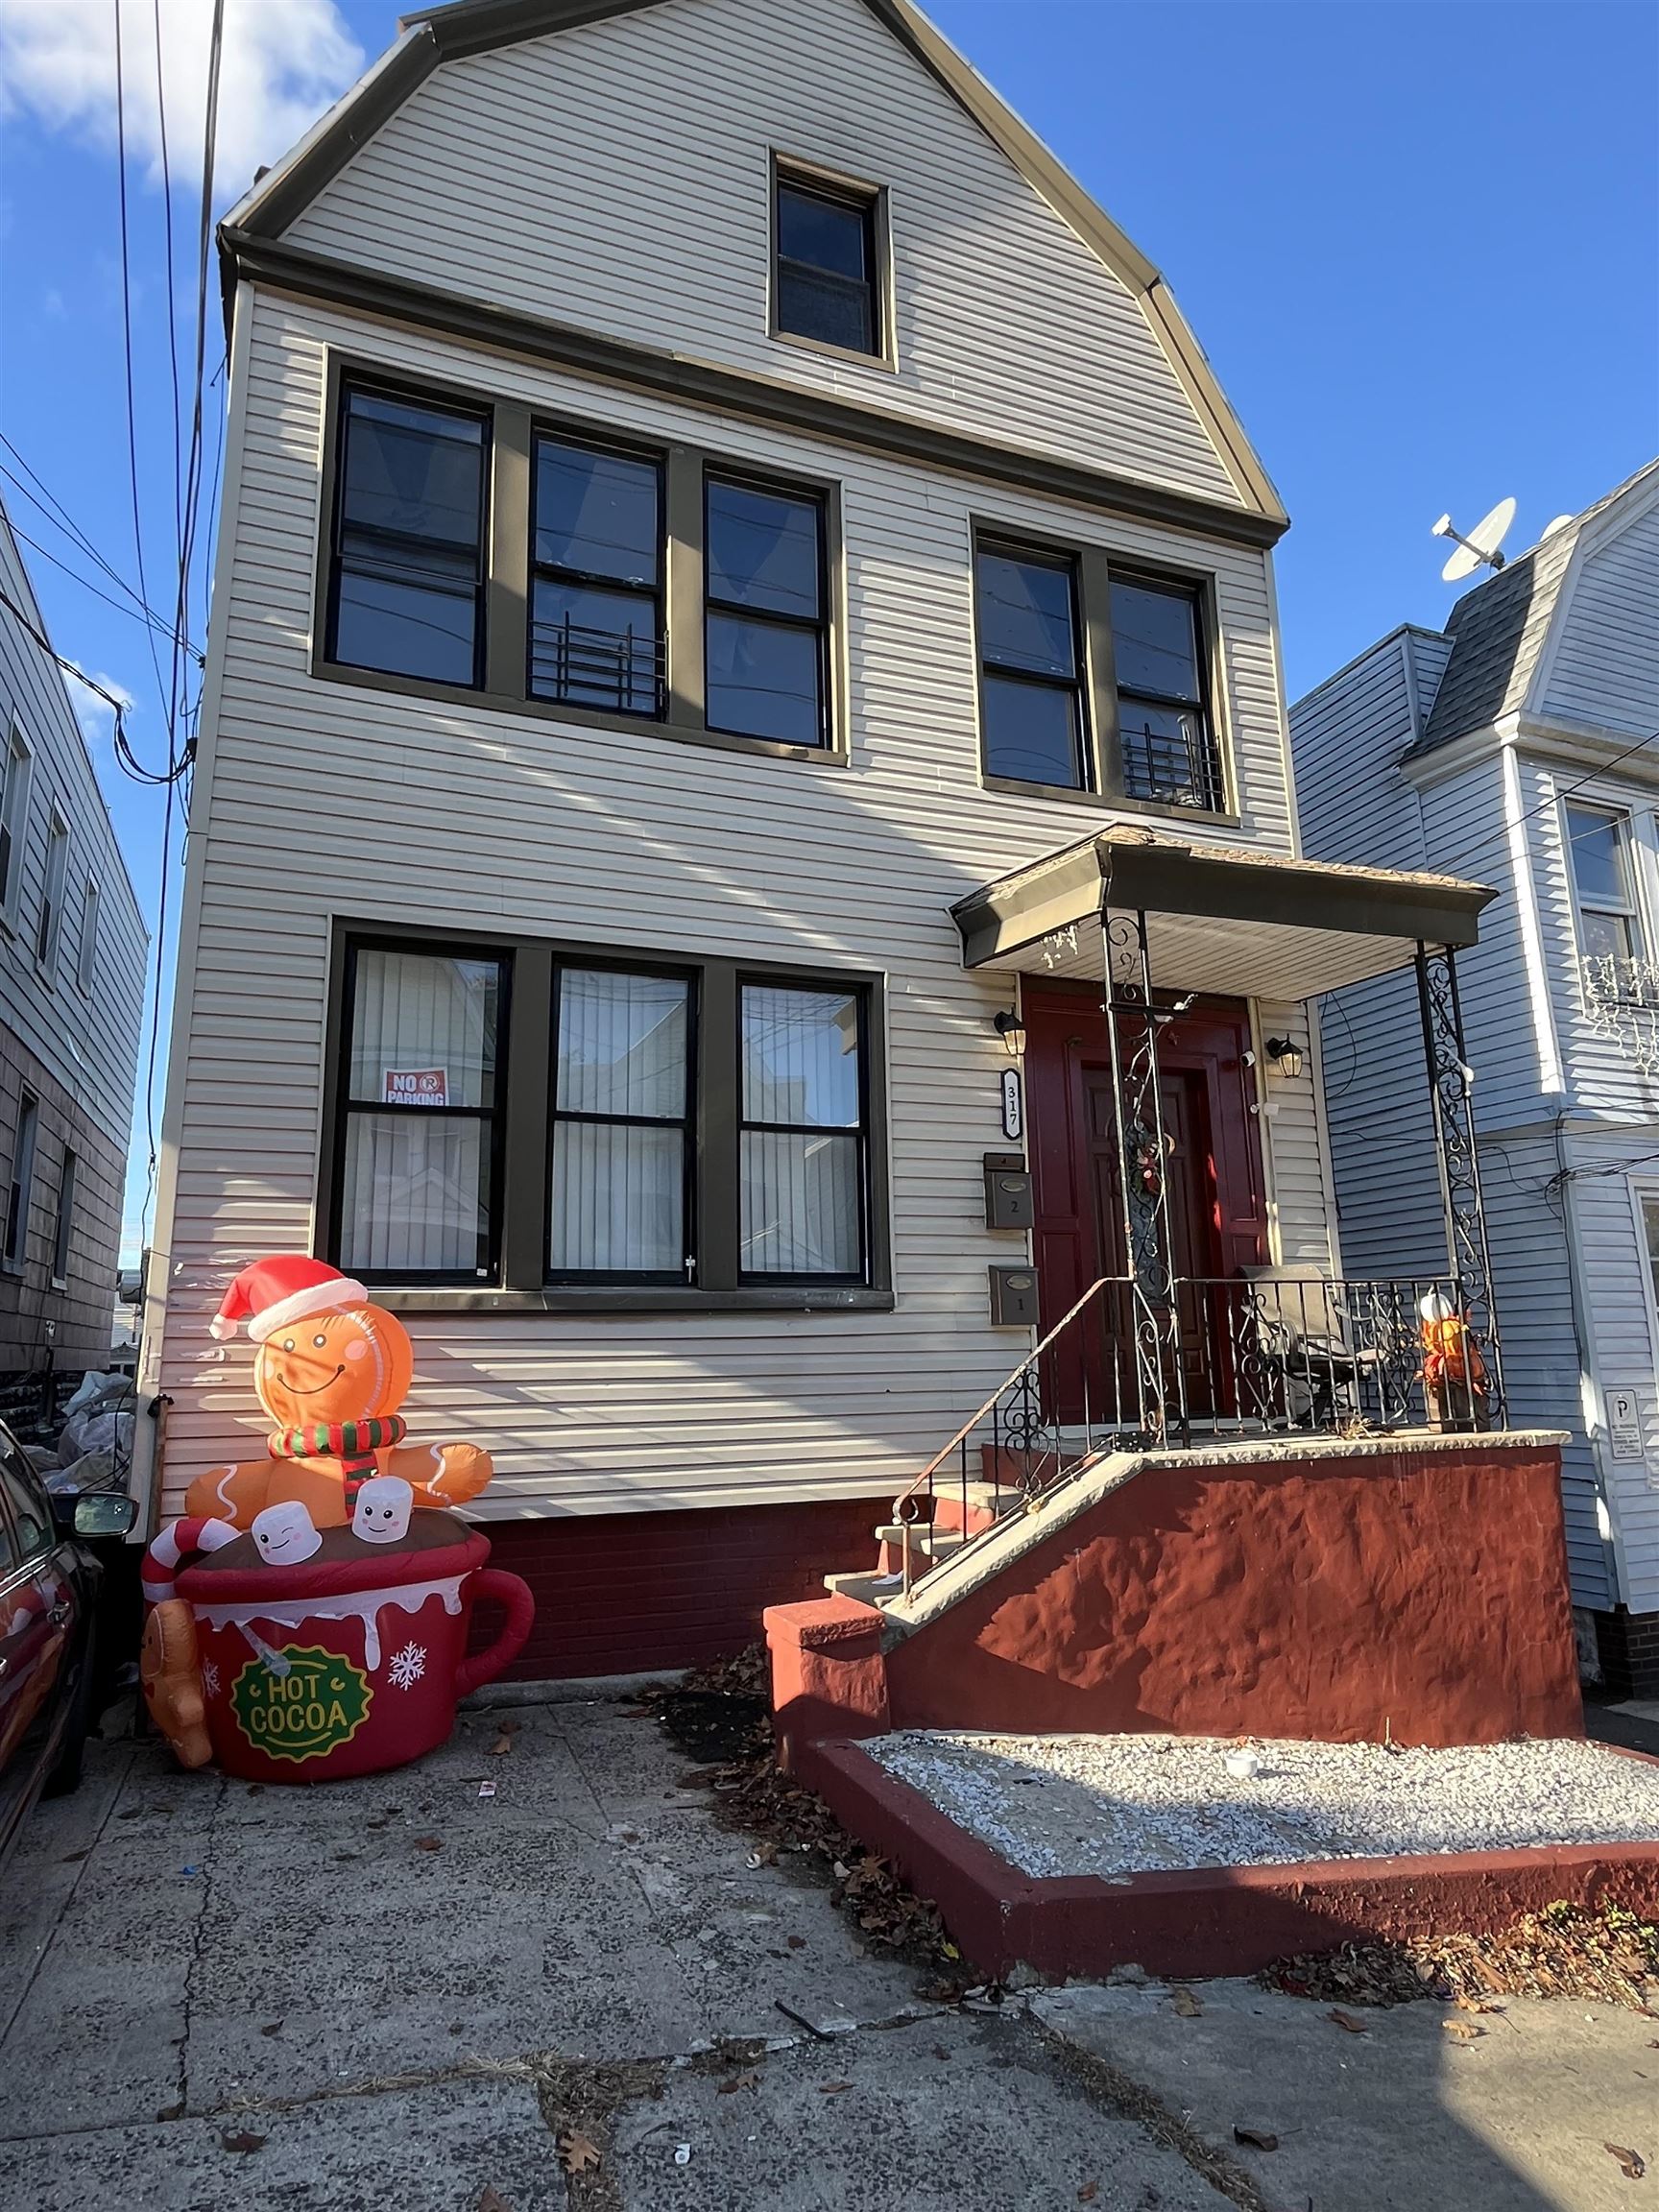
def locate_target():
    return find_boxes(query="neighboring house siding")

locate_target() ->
[1537,498,1659,739]
[0,513,148,1374]
[283,0,1244,505]
[151,285,1310,1519]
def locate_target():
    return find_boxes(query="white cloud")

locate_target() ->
[66,667,135,759]
[0,0,365,204]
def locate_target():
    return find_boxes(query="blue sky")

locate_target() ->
[0,0,1655,1260]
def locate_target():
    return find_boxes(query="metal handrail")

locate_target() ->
[887,1270,1499,1601]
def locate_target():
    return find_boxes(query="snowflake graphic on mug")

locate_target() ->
[201,1659,221,1701]
[388,1641,427,1692]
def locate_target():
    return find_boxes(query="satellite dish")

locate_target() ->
[1431,496,1517,582]
[1541,514,1575,539]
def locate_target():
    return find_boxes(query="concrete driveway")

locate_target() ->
[0,1693,1651,2210]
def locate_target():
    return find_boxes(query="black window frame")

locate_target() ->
[49,1146,75,1290]
[546,958,700,1287]
[527,427,667,720]
[325,375,493,693]
[1110,568,1225,814]
[974,535,1092,794]
[737,977,871,1288]
[4,1088,36,1273]
[771,161,886,363]
[325,935,513,1289]
[316,924,892,1314]
[704,469,831,750]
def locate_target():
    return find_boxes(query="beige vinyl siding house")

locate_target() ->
[137,0,1469,1675]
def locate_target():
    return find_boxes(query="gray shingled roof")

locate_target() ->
[1408,460,1659,758]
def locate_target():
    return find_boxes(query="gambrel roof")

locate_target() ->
[1411,458,1659,758]
[220,0,1285,544]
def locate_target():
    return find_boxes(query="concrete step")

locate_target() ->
[873,1525,969,1558]
[823,1569,905,1607]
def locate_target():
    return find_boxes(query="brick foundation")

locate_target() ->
[471,1494,892,1680]
[1590,1607,1659,1701]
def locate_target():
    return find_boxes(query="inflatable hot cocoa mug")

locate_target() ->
[141,1257,535,1782]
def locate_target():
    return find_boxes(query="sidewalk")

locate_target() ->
[0,1696,1650,2209]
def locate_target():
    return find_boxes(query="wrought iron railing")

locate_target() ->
[890,1270,1500,1599]
[1118,705,1225,813]
[530,614,667,718]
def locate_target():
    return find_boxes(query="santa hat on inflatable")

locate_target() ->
[209,1256,368,1343]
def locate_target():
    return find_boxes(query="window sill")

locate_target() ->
[768,324,898,376]
[311,657,848,766]
[371,1284,895,1317]
[981,773,1240,829]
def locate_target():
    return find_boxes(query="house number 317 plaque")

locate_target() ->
[999,1067,1023,1142]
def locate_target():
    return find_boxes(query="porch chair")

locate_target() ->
[1233,1267,1408,1432]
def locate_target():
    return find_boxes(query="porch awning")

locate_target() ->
[950,826,1497,999]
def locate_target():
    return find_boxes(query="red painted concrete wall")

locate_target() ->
[773,1441,1581,1752]
[473,1494,890,1679]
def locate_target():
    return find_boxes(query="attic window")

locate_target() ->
[772,164,884,360]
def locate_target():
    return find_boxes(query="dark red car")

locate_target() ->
[0,1421,134,1856]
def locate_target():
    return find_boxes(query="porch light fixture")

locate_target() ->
[1263,1036,1304,1079]
[993,1009,1026,1057]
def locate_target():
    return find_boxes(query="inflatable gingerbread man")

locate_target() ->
[186,1256,493,1527]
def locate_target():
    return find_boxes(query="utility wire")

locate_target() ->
[1437,728,1659,879]
[112,0,173,742]
[8,517,203,660]
[0,584,136,723]
[0,436,164,627]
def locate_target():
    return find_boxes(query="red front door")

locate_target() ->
[1024,981,1267,1427]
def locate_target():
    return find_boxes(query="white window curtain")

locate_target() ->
[739,984,863,1277]
[550,969,688,1275]
[339,950,498,1276]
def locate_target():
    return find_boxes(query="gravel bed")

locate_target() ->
[862,1731,1659,1880]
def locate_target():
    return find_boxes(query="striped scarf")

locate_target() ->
[268,1415,408,1507]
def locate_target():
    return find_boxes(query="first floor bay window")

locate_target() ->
[334,944,505,1283]
[323,930,889,1307]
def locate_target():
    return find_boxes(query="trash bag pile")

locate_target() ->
[34,1369,137,1498]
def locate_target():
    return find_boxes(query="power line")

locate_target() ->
[1439,728,1659,879]
[112,0,172,740]
[0,436,159,623]
[7,517,203,660]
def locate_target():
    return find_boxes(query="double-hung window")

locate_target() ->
[529,435,664,716]
[4,1091,36,1270]
[1111,574,1222,811]
[705,474,828,747]
[740,983,867,1281]
[76,875,99,995]
[0,725,30,919]
[549,967,693,1281]
[975,541,1089,790]
[328,384,489,687]
[325,930,886,1304]
[773,167,883,358]
[1568,803,1644,965]
[334,945,506,1283]
[36,810,67,974]
[50,1149,75,1288]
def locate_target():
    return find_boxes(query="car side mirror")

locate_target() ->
[71,1493,138,1539]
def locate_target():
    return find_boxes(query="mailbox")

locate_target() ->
[988,1265,1041,1328]
[982,1151,1033,1231]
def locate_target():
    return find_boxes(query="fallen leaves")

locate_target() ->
[258,2020,283,2037]
[1440,2019,1483,2044]
[489,1734,514,1757]
[1327,2008,1368,2034]
[1171,1987,1203,2017]
[1233,2126,1278,2152]
[413,1836,443,1853]
[816,2080,854,2096]
[717,2071,759,2095]
[220,2130,267,2154]
[1605,2143,1647,2180]
[475,2191,514,2212]
[555,2129,601,2176]
[1077,2184,1099,2203]
[1262,1901,1659,2013]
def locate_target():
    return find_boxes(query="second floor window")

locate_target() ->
[706,475,828,747]
[773,168,882,358]
[4,1090,36,1269]
[0,726,31,918]
[50,1148,75,1287]
[975,542,1089,790]
[1568,802,1644,964]
[36,810,67,974]
[328,386,489,688]
[530,434,663,716]
[1111,575,1223,812]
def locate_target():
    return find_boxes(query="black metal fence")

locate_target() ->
[894,1271,1500,1598]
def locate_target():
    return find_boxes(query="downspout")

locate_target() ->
[1553,1111,1629,1607]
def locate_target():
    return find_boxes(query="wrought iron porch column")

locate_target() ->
[1414,940,1504,1415]
[1101,908,1188,1445]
